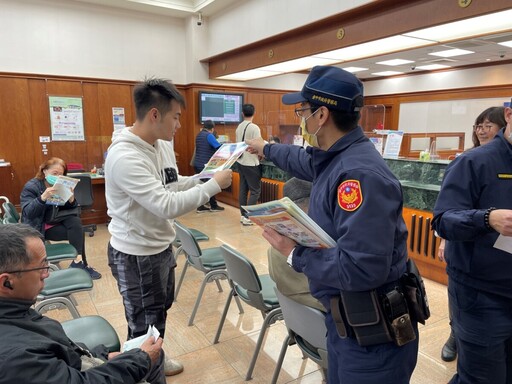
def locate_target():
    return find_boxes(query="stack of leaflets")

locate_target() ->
[193,142,248,179]
[242,197,336,249]
[45,176,80,206]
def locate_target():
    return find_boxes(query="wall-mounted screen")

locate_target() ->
[199,91,244,124]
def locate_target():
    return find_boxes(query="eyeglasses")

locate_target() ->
[4,264,50,275]
[473,124,495,132]
[294,106,314,118]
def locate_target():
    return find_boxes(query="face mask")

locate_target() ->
[45,174,58,185]
[300,109,322,147]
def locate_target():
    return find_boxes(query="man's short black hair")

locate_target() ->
[242,104,255,117]
[203,120,215,130]
[133,78,185,121]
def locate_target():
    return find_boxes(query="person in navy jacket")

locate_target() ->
[432,105,512,384]
[247,66,418,384]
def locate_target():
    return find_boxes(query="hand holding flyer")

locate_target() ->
[45,176,80,206]
[193,142,248,179]
[122,325,160,352]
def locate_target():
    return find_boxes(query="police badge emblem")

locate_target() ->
[337,180,363,211]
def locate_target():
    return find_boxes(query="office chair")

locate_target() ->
[214,244,282,381]
[271,289,328,384]
[174,221,243,326]
[62,315,121,352]
[72,174,97,237]
[35,267,94,318]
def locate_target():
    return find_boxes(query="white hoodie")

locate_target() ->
[105,128,221,255]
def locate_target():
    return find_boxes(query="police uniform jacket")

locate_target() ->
[433,129,512,299]
[263,126,408,309]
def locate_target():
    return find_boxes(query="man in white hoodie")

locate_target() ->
[105,78,232,377]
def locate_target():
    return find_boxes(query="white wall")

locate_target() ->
[0,0,187,82]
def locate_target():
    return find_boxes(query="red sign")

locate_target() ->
[337,180,363,212]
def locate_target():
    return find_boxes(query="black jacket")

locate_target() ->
[20,177,78,234]
[0,297,151,384]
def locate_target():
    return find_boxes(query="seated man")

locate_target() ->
[0,223,165,384]
[267,177,325,312]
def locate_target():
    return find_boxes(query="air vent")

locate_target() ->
[426,58,457,64]
[449,39,492,49]
[479,32,512,43]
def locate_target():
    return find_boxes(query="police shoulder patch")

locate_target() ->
[337,179,363,212]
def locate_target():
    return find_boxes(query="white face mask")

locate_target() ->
[300,108,322,147]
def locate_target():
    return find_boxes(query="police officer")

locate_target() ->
[247,66,418,384]
[433,105,512,384]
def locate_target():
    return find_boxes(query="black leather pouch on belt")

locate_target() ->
[400,258,431,325]
[382,289,417,346]
[331,291,393,347]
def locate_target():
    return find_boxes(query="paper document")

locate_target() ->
[45,176,80,206]
[122,325,160,352]
[242,197,336,248]
[493,235,512,254]
[193,142,248,179]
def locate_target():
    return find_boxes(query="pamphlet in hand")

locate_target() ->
[242,197,336,249]
[122,325,160,352]
[45,176,80,206]
[193,142,248,179]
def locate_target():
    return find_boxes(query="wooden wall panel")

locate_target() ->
[28,79,51,172]
[0,78,34,204]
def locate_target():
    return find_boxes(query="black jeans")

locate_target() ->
[194,166,219,208]
[237,163,261,217]
[45,215,86,264]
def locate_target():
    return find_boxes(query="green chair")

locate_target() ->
[62,315,121,352]
[172,220,209,262]
[35,268,94,318]
[214,244,282,381]
[174,221,242,326]
[271,288,328,384]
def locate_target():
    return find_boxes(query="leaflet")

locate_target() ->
[193,142,248,179]
[122,325,160,352]
[242,197,336,248]
[45,175,80,206]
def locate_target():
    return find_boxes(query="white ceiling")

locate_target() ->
[68,0,512,80]
[70,0,240,18]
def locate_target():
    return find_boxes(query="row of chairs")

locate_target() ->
[172,221,328,382]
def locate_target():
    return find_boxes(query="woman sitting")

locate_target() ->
[20,157,101,279]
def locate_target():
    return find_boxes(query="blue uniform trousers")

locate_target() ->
[448,279,512,384]
[326,312,418,384]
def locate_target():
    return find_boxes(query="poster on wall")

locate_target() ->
[49,96,85,141]
[383,131,404,159]
[112,107,126,131]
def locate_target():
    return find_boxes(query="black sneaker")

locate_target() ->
[69,261,102,280]
[196,206,211,213]
[210,205,225,212]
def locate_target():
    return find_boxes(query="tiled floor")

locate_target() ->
[47,204,456,383]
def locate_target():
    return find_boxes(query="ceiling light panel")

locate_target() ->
[429,48,474,57]
[498,40,512,48]
[342,67,369,73]
[315,35,433,61]
[404,9,512,42]
[371,71,404,76]
[376,59,415,66]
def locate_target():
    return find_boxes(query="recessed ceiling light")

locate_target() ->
[429,48,474,58]
[342,67,368,73]
[498,40,512,48]
[371,71,404,76]
[415,64,451,70]
[376,59,415,66]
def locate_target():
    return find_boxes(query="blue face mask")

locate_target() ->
[45,175,58,185]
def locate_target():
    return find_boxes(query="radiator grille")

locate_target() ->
[260,179,279,203]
